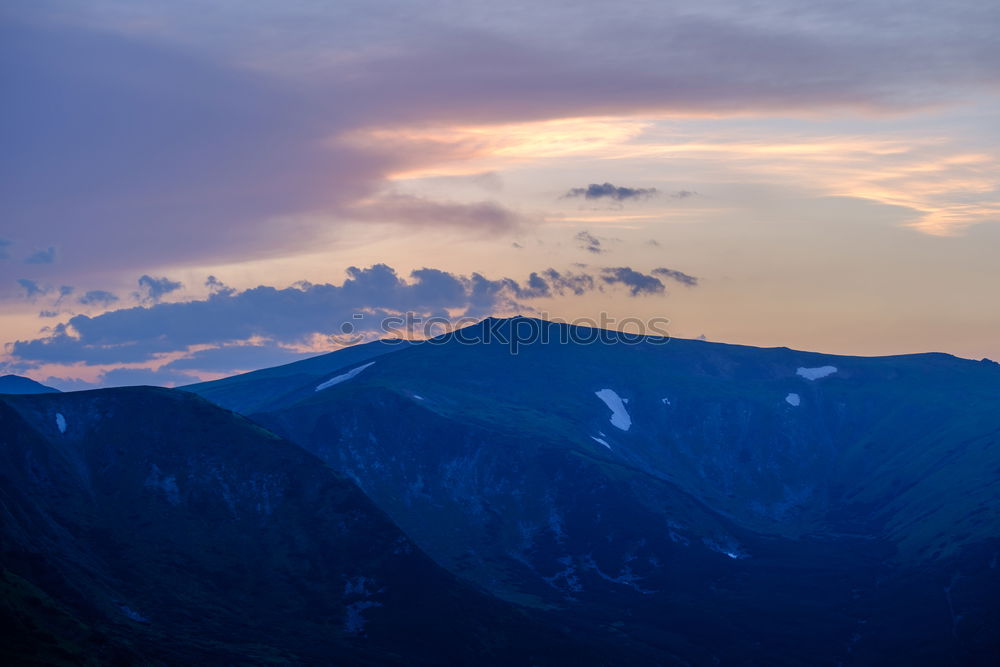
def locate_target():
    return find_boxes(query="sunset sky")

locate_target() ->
[2,0,999,389]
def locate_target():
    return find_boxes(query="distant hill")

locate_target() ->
[0,374,59,395]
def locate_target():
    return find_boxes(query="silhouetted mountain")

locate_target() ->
[235,317,1000,665]
[0,386,634,665]
[0,375,59,395]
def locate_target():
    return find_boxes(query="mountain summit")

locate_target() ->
[0,374,60,395]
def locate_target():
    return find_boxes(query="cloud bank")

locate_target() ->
[11,264,693,375]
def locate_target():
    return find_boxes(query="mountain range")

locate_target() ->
[4,317,999,664]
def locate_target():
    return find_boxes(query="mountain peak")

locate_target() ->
[0,374,60,395]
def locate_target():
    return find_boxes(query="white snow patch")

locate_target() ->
[315,361,376,391]
[595,389,632,431]
[119,605,148,623]
[344,600,382,635]
[55,413,67,434]
[786,393,801,406]
[144,464,181,506]
[703,537,749,560]
[343,576,383,635]
[796,365,838,381]
[591,436,611,450]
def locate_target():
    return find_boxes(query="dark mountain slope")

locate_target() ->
[0,387,636,665]
[251,317,1000,665]
[183,339,411,414]
[0,375,60,395]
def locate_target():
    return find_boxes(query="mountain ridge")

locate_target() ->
[0,374,60,395]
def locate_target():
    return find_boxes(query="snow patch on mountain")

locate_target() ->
[786,393,801,406]
[703,537,749,560]
[581,553,657,594]
[315,361,376,391]
[797,365,838,381]
[144,464,181,505]
[595,389,631,431]
[543,556,583,594]
[119,605,149,623]
[343,575,383,635]
[344,600,382,635]
[55,413,66,433]
[591,436,611,449]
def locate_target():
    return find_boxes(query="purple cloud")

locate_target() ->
[136,275,183,303]
[78,289,119,306]
[4,2,998,285]
[17,278,50,299]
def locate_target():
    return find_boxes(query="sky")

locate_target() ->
[2,0,999,390]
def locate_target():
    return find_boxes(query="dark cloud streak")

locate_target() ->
[565,183,659,202]
[601,267,665,296]
[78,290,120,306]
[652,267,699,287]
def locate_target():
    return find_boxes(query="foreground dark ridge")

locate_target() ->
[0,387,639,665]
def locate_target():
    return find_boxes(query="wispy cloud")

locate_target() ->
[17,278,50,299]
[348,193,525,234]
[652,267,698,287]
[574,230,606,254]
